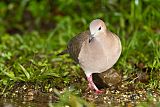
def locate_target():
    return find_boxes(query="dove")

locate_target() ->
[58,19,122,93]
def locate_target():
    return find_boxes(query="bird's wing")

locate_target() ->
[67,30,90,63]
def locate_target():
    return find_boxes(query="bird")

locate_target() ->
[58,19,122,93]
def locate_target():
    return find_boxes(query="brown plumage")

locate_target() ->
[58,31,90,63]
[67,31,90,63]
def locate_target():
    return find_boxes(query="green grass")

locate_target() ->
[0,0,160,106]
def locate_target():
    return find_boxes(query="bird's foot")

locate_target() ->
[95,89,104,94]
[86,87,104,94]
[87,74,105,94]
[88,83,104,94]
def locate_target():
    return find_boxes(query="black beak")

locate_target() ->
[89,34,94,43]
[89,37,94,43]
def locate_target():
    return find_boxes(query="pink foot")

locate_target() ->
[95,89,104,94]
[87,74,104,94]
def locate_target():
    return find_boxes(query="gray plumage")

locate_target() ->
[58,19,122,93]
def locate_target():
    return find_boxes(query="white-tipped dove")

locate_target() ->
[59,19,122,93]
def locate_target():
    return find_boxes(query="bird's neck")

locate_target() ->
[94,33,108,44]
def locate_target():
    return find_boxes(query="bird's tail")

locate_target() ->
[57,49,68,56]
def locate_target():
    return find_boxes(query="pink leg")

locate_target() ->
[87,74,104,94]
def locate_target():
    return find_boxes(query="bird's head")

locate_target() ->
[89,19,106,43]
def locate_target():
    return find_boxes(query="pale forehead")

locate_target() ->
[90,19,104,27]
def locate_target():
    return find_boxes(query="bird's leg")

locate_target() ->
[87,74,104,94]
[87,75,94,90]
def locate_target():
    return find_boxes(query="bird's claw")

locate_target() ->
[95,90,104,94]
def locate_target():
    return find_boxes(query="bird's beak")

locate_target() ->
[89,34,94,43]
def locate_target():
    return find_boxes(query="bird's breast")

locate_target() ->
[78,36,121,74]
[78,39,110,73]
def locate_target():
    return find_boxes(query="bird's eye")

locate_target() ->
[98,27,101,30]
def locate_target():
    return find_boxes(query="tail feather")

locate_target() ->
[57,49,68,56]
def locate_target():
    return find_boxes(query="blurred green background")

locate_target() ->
[0,0,159,106]
[1,0,160,37]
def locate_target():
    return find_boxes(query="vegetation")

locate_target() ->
[0,0,159,107]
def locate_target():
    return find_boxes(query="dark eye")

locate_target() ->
[98,27,101,30]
